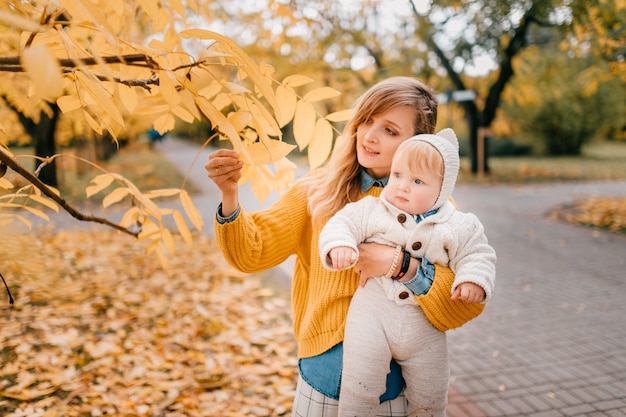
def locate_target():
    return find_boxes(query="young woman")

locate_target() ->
[205,77,455,416]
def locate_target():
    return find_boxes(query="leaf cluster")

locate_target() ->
[0,0,352,262]
[548,196,626,233]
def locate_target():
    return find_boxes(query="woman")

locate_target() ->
[205,77,451,416]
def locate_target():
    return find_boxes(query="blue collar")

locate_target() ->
[360,170,388,192]
[415,208,439,224]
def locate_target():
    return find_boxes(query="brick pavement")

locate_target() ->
[445,182,626,416]
[157,138,626,417]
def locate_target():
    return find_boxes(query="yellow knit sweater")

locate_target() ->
[214,181,484,359]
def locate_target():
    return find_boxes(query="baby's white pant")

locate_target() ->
[339,280,449,417]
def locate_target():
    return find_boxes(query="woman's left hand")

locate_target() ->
[355,242,397,287]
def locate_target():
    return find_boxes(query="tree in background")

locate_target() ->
[213,0,624,171]
[503,42,625,155]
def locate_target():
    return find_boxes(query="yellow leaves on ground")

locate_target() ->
[0,230,297,416]
[548,196,626,233]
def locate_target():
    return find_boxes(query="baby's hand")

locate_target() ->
[328,247,358,271]
[451,282,485,304]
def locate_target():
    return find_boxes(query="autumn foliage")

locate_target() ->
[1,229,297,416]
[0,0,350,262]
[549,196,626,233]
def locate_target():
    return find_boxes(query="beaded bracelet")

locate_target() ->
[385,245,403,279]
[392,250,411,280]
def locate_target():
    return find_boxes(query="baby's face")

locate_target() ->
[385,159,442,215]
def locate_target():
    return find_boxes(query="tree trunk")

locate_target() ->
[34,105,61,187]
[462,102,488,174]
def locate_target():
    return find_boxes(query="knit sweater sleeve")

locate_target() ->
[213,182,310,273]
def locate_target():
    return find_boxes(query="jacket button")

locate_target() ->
[397,214,406,223]
[412,242,422,250]
[399,291,410,299]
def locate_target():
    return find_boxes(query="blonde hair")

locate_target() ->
[393,140,444,181]
[304,77,438,222]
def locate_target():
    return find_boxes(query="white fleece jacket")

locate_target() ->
[319,190,496,303]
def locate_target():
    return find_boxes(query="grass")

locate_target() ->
[458,140,626,184]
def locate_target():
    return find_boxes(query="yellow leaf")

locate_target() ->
[244,140,296,166]
[195,96,244,153]
[214,93,234,112]
[198,81,223,100]
[282,75,315,88]
[28,194,59,212]
[57,95,83,113]
[16,214,32,229]
[22,205,49,221]
[129,189,163,220]
[178,89,202,120]
[155,244,170,269]
[303,87,341,103]
[117,84,138,114]
[293,100,316,150]
[102,187,129,208]
[0,10,45,33]
[83,110,103,135]
[161,228,176,254]
[249,166,273,203]
[0,178,13,190]
[273,157,297,193]
[248,95,282,137]
[158,71,182,107]
[308,118,334,169]
[145,188,181,198]
[86,174,115,197]
[75,72,125,127]
[180,189,203,231]
[325,108,354,123]
[153,113,176,134]
[138,218,160,240]
[228,111,253,132]
[172,105,196,124]
[119,206,140,228]
[276,85,297,128]
[21,45,64,100]
[186,0,198,13]
[136,0,163,30]
[173,209,193,247]
[168,0,187,16]
[145,237,161,255]
[224,81,251,94]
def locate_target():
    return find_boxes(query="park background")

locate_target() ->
[1,1,625,416]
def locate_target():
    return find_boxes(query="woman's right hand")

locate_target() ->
[205,149,244,216]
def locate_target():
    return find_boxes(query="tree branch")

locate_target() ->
[0,53,157,68]
[0,147,138,237]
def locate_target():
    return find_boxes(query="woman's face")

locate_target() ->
[355,105,417,179]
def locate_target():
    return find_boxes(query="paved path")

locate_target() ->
[156,138,626,417]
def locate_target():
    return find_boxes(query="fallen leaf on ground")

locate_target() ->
[0,228,297,416]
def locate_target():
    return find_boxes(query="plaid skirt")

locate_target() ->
[292,374,410,417]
